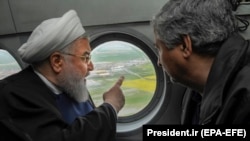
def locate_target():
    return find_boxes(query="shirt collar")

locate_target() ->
[33,69,62,95]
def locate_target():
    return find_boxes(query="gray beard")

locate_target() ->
[57,69,89,103]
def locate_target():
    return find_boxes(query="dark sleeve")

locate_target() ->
[62,103,117,141]
[1,97,117,141]
[29,103,118,141]
[0,82,118,141]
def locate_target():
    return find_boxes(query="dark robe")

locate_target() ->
[182,33,250,124]
[181,89,201,124]
[0,66,117,141]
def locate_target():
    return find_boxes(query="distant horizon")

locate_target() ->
[87,41,156,117]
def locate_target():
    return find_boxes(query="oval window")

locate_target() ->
[87,40,156,117]
[0,49,21,79]
[87,29,167,133]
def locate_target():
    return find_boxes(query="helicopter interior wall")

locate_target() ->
[0,22,156,66]
[0,0,15,35]
[235,3,250,39]
[238,16,250,39]
[2,1,250,141]
[0,34,27,68]
[3,0,167,34]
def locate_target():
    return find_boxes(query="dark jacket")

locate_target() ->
[0,66,117,141]
[183,33,250,125]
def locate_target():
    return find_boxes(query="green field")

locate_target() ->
[87,62,156,117]
[87,42,157,116]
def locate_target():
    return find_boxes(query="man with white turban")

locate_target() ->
[0,9,125,141]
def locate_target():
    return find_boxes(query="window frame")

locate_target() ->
[0,44,23,79]
[0,43,25,69]
[88,27,169,134]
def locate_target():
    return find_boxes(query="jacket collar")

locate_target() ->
[200,33,249,124]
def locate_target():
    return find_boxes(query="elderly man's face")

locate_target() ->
[68,38,94,76]
[58,38,94,102]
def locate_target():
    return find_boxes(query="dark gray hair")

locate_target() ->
[152,0,237,56]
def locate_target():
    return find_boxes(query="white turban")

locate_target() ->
[18,10,85,63]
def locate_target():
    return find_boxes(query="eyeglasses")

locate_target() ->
[61,52,91,64]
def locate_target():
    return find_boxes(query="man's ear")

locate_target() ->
[49,52,63,73]
[181,35,192,58]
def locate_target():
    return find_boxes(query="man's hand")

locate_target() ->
[103,76,125,113]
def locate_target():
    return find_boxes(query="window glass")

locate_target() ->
[0,49,21,79]
[86,41,156,117]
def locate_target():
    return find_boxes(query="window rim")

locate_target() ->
[88,28,166,123]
